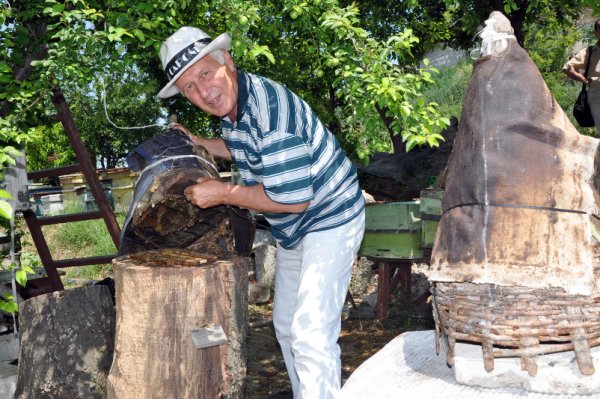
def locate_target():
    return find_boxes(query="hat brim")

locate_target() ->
[157,32,232,99]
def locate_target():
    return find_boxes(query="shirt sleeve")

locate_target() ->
[563,47,589,72]
[260,130,314,204]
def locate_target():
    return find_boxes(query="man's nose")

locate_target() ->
[198,82,210,99]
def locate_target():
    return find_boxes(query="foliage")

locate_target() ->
[421,60,473,122]
[525,7,597,135]
[2,0,598,170]
[0,189,33,314]
[68,68,165,169]
[24,122,76,171]
[317,5,448,155]
[438,0,598,49]
[1,0,452,170]
[343,0,450,58]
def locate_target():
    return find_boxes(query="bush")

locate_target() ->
[422,60,473,122]
[422,58,596,137]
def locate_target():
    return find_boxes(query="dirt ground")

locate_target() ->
[244,299,435,398]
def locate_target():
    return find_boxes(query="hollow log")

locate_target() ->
[14,285,115,399]
[119,128,255,257]
[107,249,248,399]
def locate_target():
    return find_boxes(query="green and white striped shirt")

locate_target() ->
[222,71,364,249]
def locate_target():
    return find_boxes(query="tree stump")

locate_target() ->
[14,285,115,399]
[107,249,248,399]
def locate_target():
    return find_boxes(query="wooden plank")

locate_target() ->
[34,211,103,226]
[51,89,121,248]
[27,164,81,180]
[359,231,423,259]
[52,255,116,268]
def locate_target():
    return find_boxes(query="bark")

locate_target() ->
[14,285,115,399]
[107,249,248,399]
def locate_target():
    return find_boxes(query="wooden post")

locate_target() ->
[107,249,248,399]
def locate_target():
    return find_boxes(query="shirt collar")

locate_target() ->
[232,70,249,123]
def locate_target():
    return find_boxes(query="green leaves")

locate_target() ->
[0,190,14,220]
[248,45,275,64]
[0,200,13,220]
[0,260,36,313]
[0,295,18,314]
[319,3,448,159]
[3,0,454,176]
[107,26,134,42]
[503,0,518,14]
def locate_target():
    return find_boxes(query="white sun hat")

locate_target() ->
[157,27,231,98]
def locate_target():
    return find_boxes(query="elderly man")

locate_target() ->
[158,27,365,398]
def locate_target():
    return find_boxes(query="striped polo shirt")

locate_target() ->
[221,71,365,249]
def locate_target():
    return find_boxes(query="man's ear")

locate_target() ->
[223,51,236,72]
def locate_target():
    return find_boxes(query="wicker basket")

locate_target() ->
[431,282,600,376]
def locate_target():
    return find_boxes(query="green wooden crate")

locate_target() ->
[419,188,444,219]
[419,189,444,249]
[359,201,424,259]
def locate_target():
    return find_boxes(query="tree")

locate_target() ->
[438,0,598,49]
[1,0,450,169]
[69,68,164,169]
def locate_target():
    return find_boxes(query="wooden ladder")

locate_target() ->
[19,88,121,296]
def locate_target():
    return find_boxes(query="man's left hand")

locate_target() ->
[184,177,226,208]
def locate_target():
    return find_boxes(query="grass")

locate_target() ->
[20,204,125,286]
[424,60,473,121]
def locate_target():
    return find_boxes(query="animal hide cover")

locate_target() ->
[429,32,600,295]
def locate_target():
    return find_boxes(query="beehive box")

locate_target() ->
[359,201,423,260]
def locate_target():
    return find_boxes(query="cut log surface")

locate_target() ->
[107,249,248,399]
[14,285,115,399]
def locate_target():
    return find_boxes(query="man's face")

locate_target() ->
[175,51,238,120]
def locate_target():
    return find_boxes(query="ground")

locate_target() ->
[244,299,434,398]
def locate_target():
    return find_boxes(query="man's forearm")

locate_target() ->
[223,183,309,214]
[563,67,590,85]
[193,137,232,160]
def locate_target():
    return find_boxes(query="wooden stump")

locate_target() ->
[14,285,115,399]
[107,249,248,399]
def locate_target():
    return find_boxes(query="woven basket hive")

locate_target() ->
[429,12,600,377]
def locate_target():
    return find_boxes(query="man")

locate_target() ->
[563,19,600,134]
[158,27,365,398]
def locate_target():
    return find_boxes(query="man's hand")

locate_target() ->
[169,123,232,160]
[184,178,226,208]
[169,123,195,140]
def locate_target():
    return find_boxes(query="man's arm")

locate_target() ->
[563,65,591,85]
[170,123,232,160]
[184,178,310,214]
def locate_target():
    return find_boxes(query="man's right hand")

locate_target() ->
[169,123,195,139]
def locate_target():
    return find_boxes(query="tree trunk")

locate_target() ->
[107,249,248,399]
[14,285,115,399]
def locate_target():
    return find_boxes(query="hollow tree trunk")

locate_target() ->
[14,285,115,399]
[119,128,255,257]
[107,249,248,399]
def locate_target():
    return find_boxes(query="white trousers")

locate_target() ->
[590,101,600,135]
[273,211,365,399]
